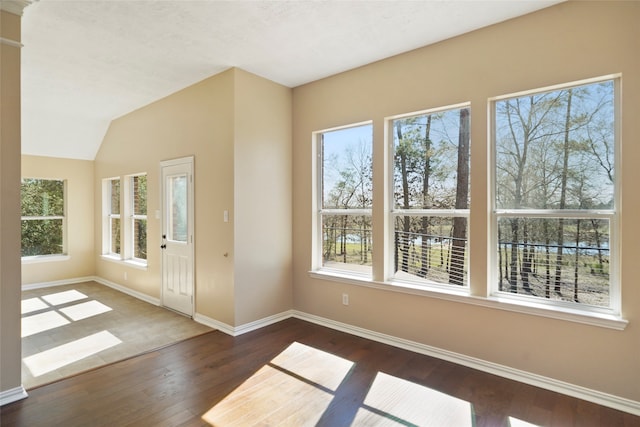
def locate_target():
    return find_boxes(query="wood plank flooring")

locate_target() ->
[1,318,638,427]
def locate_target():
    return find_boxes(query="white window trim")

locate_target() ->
[21,178,67,259]
[309,270,627,330]
[124,173,147,264]
[102,177,120,257]
[102,174,148,267]
[488,75,621,318]
[386,103,471,289]
[313,121,373,276]
[309,79,627,330]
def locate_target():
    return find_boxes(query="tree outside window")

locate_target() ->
[391,106,470,287]
[493,79,616,309]
[21,178,65,257]
[318,123,373,276]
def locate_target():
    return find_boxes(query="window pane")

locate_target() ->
[169,175,187,242]
[495,81,614,210]
[497,217,610,307]
[111,217,121,254]
[134,218,147,259]
[321,124,373,209]
[393,108,470,210]
[322,214,372,274]
[21,179,64,216]
[21,219,63,256]
[132,175,146,215]
[394,216,467,286]
[110,179,120,215]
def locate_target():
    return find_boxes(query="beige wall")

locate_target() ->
[95,68,292,327]
[292,1,640,402]
[21,155,95,285]
[233,69,293,325]
[0,9,24,397]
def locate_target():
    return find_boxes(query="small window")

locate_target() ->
[130,174,147,260]
[316,123,373,277]
[390,105,470,287]
[21,178,66,258]
[492,77,618,312]
[104,178,121,256]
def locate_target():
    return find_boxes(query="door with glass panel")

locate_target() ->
[160,157,194,316]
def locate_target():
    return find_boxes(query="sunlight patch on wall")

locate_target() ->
[23,330,122,377]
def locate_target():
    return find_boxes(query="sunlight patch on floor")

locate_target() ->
[59,300,112,321]
[23,330,122,377]
[353,371,474,426]
[270,341,354,391]
[21,297,49,315]
[22,311,70,337]
[509,416,540,427]
[202,342,355,426]
[40,289,88,306]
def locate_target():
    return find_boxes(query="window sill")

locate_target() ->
[101,255,148,270]
[308,270,628,331]
[22,254,70,264]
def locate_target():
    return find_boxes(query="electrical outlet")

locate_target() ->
[342,293,349,306]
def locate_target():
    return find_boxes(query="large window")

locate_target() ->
[21,178,65,258]
[103,173,147,265]
[311,75,621,324]
[492,78,617,311]
[317,123,373,276]
[391,105,470,287]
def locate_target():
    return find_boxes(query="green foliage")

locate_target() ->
[21,179,65,256]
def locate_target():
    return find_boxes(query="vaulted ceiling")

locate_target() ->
[20,0,561,160]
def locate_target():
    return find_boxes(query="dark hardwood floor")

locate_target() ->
[1,318,638,426]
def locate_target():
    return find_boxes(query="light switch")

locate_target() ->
[224,210,229,222]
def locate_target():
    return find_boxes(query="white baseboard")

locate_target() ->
[0,385,28,406]
[92,277,161,306]
[291,310,640,417]
[22,276,96,291]
[194,310,294,337]
[16,278,640,416]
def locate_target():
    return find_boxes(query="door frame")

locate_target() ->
[160,156,195,316]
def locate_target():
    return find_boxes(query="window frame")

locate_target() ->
[125,173,147,263]
[313,121,373,279]
[102,174,148,268]
[20,178,67,260]
[102,177,121,258]
[488,75,621,317]
[387,103,471,290]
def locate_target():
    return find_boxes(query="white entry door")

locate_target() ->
[161,157,194,317]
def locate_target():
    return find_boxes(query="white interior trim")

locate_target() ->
[0,385,28,407]
[22,276,95,291]
[93,277,160,306]
[291,310,640,417]
[19,277,638,416]
[309,271,628,330]
[0,37,23,48]
[0,0,34,16]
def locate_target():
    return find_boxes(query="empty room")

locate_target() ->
[1,1,639,425]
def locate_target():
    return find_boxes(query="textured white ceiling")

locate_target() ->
[20,0,561,160]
